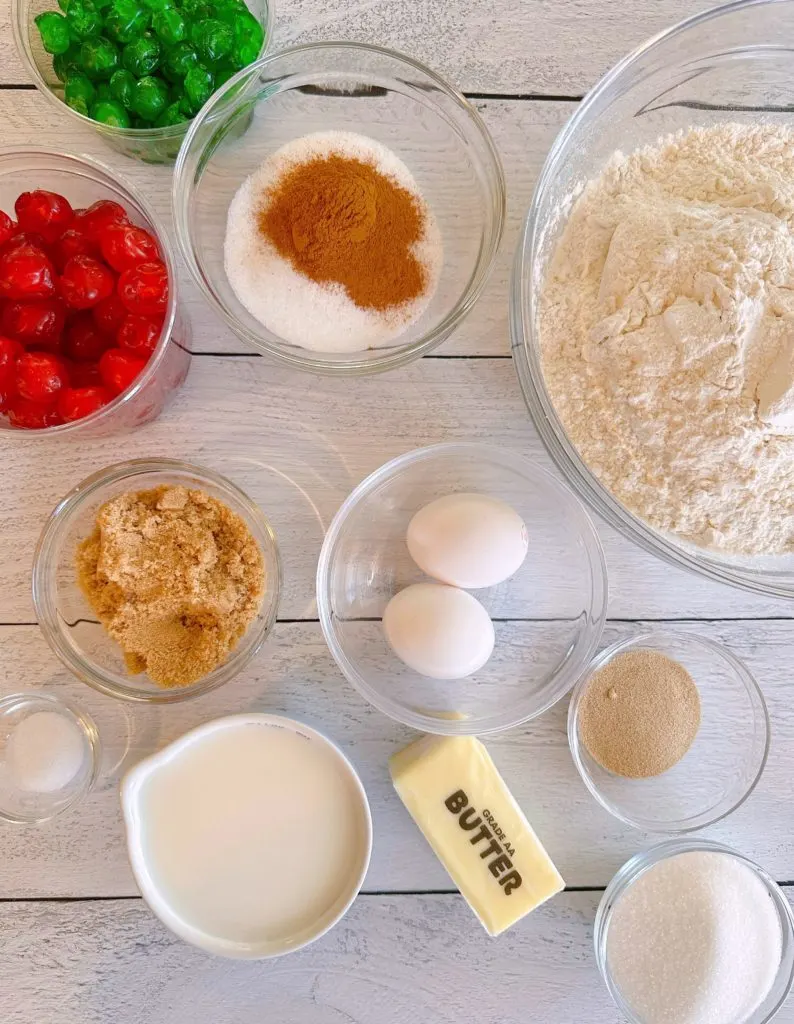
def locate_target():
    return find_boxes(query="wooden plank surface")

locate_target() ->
[0,92,574,358]
[0,356,791,623]
[1,0,709,92]
[1,619,791,897]
[5,890,794,1024]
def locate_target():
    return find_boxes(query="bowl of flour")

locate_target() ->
[512,0,794,598]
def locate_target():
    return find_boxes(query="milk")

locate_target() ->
[122,716,372,957]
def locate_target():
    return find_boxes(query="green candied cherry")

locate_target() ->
[104,0,150,44]
[109,68,136,108]
[90,98,131,126]
[65,0,102,39]
[152,7,186,45]
[162,41,199,80]
[96,81,113,100]
[80,36,120,78]
[182,64,213,113]
[190,18,233,64]
[231,11,263,66]
[155,100,187,126]
[35,11,72,55]
[212,64,237,89]
[122,32,161,75]
[180,0,212,19]
[52,46,82,81]
[64,72,95,114]
[131,74,169,120]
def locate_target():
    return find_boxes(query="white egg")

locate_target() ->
[382,582,495,680]
[406,493,528,589]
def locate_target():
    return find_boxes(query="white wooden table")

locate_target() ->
[3,2,794,1021]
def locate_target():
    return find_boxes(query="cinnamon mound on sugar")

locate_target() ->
[76,485,265,689]
[258,152,428,311]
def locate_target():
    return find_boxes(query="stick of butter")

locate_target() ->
[390,735,564,936]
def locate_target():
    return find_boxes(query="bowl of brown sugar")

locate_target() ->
[33,459,281,703]
[567,630,769,834]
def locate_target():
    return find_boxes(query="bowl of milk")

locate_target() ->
[121,714,373,957]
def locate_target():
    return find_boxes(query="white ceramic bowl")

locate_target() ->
[121,714,373,958]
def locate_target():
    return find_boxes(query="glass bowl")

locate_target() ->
[32,458,281,703]
[317,443,608,735]
[511,0,794,598]
[173,42,505,374]
[595,839,794,1024]
[12,0,272,164]
[568,630,769,834]
[0,691,100,823]
[0,148,190,436]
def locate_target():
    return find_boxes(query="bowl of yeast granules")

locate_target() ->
[33,458,281,703]
[567,630,769,835]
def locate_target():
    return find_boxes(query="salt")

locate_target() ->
[224,131,443,354]
[607,850,782,1024]
[6,711,85,794]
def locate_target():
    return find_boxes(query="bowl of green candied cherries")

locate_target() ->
[13,0,271,163]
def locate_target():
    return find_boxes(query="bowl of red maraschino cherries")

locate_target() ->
[0,148,190,435]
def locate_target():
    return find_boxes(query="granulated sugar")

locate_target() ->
[224,131,443,353]
[607,850,782,1024]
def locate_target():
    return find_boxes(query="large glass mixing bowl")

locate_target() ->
[511,0,794,599]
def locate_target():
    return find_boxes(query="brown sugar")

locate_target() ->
[578,649,701,779]
[258,152,427,311]
[76,485,265,688]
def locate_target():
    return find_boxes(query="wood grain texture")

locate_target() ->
[1,619,792,897]
[1,0,710,92]
[0,92,573,358]
[1,356,791,623]
[4,890,794,1024]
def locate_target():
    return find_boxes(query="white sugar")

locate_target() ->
[224,131,443,354]
[607,851,782,1024]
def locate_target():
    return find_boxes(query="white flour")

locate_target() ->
[540,123,794,555]
[224,131,442,354]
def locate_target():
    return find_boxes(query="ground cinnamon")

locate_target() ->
[258,153,428,311]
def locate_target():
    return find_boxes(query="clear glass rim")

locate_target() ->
[173,40,507,376]
[567,629,771,835]
[316,441,608,735]
[11,0,274,140]
[594,838,794,1024]
[32,457,282,704]
[0,147,182,437]
[510,0,794,599]
[0,690,102,824]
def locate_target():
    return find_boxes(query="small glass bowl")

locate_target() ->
[317,443,608,735]
[595,839,794,1024]
[0,691,100,823]
[568,630,769,834]
[0,148,190,436]
[12,0,272,164]
[511,0,794,598]
[173,42,506,374]
[32,459,282,704]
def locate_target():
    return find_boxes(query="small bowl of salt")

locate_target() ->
[0,692,100,824]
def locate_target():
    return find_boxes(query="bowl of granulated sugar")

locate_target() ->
[596,840,794,1024]
[173,43,505,375]
[568,630,769,834]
